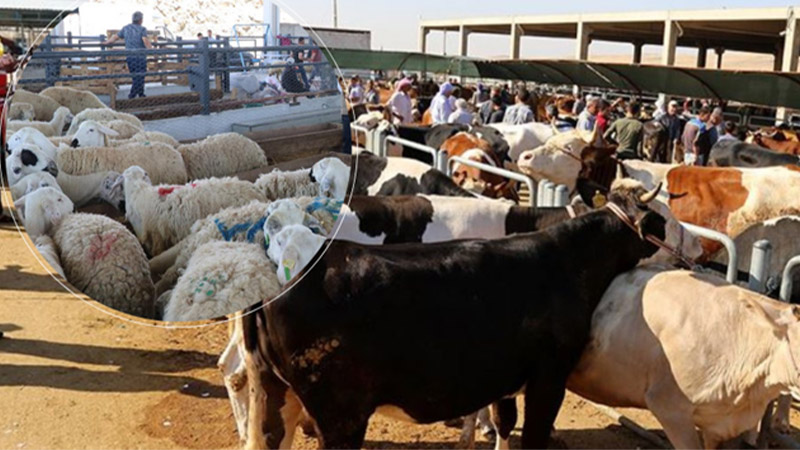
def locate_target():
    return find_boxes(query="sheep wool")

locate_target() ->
[53,213,155,318]
[117,131,179,148]
[123,167,265,256]
[39,86,108,116]
[163,241,280,322]
[57,142,188,185]
[254,168,320,200]
[12,88,61,121]
[9,102,35,121]
[177,132,267,180]
[33,234,66,278]
[67,108,143,135]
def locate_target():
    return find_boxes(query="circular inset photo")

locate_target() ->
[4,0,352,323]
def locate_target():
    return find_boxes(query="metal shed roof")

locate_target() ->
[324,47,800,109]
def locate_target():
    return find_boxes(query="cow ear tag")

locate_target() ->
[592,191,607,208]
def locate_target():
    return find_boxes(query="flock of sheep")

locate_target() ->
[6,86,351,321]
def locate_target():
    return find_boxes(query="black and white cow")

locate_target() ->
[240,185,671,449]
[709,139,800,168]
[350,152,474,197]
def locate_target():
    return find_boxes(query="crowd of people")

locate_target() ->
[343,73,746,167]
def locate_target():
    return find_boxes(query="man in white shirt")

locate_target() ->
[448,98,474,125]
[388,78,414,125]
[576,97,600,132]
[430,82,454,124]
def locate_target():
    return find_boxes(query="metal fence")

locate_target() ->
[17,34,340,116]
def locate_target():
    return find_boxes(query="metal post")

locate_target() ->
[43,34,58,87]
[537,179,549,206]
[748,240,773,293]
[222,37,231,92]
[67,31,72,45]
[197,38,211,115]
[543,181,555,207]
[780,256,800,303]
[554,185,570,207]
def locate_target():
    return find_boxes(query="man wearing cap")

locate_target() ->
[103,11,153,99]
[388,78,413,125]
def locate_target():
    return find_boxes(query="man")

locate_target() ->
[388,78,413,125]
[485,96,506,124]
[502,89,534,125]
[430,82,454,124]
[196,32,203,39]
[293,37,312,89]
[707,106,724,146]
[546,104,574,132]
[604,102,644,159]
[718,121,739,143]
[281,58,309,94]
[348,76,364,106]
[682,106,711,166]
[448,98,474,125]
[576,97,599,132]
[478,85,501,124]
[103,11,153,99]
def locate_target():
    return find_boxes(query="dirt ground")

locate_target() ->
[1,186,800,450]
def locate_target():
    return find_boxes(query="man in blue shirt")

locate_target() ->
[103,11,153,99]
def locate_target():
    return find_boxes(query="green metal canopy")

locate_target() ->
[322,47,800,109]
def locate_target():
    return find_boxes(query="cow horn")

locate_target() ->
[639,182,662,204]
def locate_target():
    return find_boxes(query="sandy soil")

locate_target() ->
[1,186,800,450]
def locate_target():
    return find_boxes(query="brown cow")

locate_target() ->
[440,132,519,201]
[753,132,800,155]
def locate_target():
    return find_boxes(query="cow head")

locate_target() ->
[578,178,704,266]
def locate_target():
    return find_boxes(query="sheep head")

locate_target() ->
[71,120,120,148]
[268,224,326,286]
[6,144,58,186]
[101,171,126,211]
[311,157,351,201]
[16,186,73,237]
[264,199,323,249]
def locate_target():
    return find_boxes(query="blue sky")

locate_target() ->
[281,0,800,58]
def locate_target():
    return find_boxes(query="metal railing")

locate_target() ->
[679,222,738,283]
[447,155,537,208]
[382,135,446,168]
[19,38,337,115]
[537,179,570,207]
[350,123,370,153]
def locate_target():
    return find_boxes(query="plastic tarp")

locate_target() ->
[323,48,800,109]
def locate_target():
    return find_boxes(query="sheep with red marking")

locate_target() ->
[17,187,154,318]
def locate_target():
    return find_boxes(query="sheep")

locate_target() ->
[266,224,326,285]
[162,241,280,322]
[121,130,180,148]
[152,197,335,296]
[39,86,108,115]
[122,166,265,256]
[17,187,155,318]
[53,123,175,149]
[177,132,268,180]
[7,106,73,137]
[310,156,351,200]
[33,235,65,278]
[9,172,59,200]
[253,157,350,201]
[9,102,35,121]
[57,142,188,185]
[7,143,125,208]
[8,127,59,160]
[67,108,143,135]
[12,88,61,121]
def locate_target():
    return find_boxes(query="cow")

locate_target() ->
[752,132,800,156]
[349,152,474,198]
[567,265,800,449]
[238,184,677,449]
[709,139,800,168]
[620,161,800,257]
[488,122,555,162]
[439,132,518,201]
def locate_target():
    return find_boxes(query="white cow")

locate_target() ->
[488,121,555,161]
[568,265,800,449]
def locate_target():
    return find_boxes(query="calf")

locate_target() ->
[440,132,518,201]
[568,266,800,449]
[753,132,800,156]
[241,186,669,449]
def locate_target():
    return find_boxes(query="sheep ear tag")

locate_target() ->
[282,259,296,281]
[592,191,607,208]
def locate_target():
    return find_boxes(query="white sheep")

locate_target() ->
[263,198,324,245]
[254,168,320,200]
[9,102,35,121]
[18,187,155,318]
[8,127,59,160]
[67,108,143,135]
[122,166,265,256]
[311,157,351,200]
[12,88,61,121]
[267,224,326,285]
[162,241,281,322]
[7,106,72,137]
[52,124,176,149]
[120,130,180,148]
[33,234,65,278]
[39,86,108,115]
[9,172,59,200]
[177,132,267,180]
[152,197,335,296]
[57,142,188,185]
[7,143,125,208]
